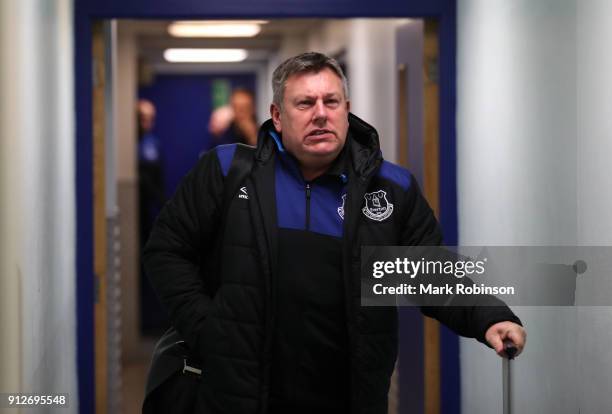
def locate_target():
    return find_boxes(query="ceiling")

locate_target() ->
[122,19,325,67]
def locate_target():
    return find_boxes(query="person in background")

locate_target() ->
[137,99,165,241]
[207,88,258,148]
[137,98,169,337]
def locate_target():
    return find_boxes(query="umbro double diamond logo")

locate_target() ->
[238,186,249,200]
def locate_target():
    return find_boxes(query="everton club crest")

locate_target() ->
[362,190,394,221]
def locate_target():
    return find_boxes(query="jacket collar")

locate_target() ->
[346,113,382,180]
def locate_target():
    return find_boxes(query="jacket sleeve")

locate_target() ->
[400,175,522,346]
[142,149,225,356]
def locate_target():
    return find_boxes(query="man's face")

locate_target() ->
[138,101,156,133]
[231,91,255,121]
[271,68,350,169]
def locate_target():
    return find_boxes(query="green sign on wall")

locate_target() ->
[212,79,231,109]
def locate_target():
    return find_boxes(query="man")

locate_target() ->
[230,88,258,146]
[143,52,526,413]
[138,99,165,238]
[208,88,259,148]
[137,99,171,337]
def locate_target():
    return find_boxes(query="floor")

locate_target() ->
[121,338,155,414]
[122,359,149,414]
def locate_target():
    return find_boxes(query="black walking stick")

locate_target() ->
[502,341,518,414]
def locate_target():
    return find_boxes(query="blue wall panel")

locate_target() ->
[441,325,461,414]
[74,14,95,414]
[79,0,446,19]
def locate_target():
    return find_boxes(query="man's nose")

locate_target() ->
[313,100,327,125]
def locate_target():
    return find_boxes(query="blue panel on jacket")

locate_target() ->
[275,156,345,238]
[378,161,412,191]
[276,159,306,231]
[216,144,238,177]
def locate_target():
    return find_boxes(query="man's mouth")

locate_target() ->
[307,129,334,137]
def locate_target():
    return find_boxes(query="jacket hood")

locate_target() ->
[255,113,382,179]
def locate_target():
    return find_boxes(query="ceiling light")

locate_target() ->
[163,48,248,63]
[168,21,268,38]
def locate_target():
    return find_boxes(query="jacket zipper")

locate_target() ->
[305,182,311,230]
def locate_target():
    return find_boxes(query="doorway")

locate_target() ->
[76,2,458,413]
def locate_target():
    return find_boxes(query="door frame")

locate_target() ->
[74,1,458,413]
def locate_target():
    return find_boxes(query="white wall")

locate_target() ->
[577,2,612,244]
[117,24,138,184]
[345,19,400,163]
[458,0,612,413]
[576,1,612,413]
[458,0,577,246]
[305,19,350,57]
[0,0,78,411]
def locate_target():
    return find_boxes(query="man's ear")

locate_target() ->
[270,103,282,133]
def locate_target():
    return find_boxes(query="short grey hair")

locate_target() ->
[272,52,349,109]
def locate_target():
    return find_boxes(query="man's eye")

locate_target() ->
[326,99,339,107]
[297,101,313,108]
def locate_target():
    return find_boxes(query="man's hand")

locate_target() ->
[485,321,526,358]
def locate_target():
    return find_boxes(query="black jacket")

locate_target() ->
[143,114,521,414]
